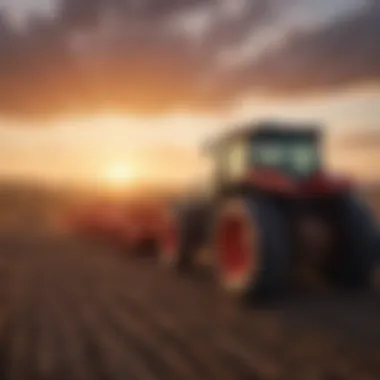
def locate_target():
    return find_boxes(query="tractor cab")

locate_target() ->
[206,121,322,191]
[249,127,321,180]
[206,121,350,198]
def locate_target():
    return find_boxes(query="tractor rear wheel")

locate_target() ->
[214,197,290,302]
[338,194,380,289]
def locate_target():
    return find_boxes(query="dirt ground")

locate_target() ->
[0,232,378,380]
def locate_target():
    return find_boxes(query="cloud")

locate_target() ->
[0,0,378,120]
[224,0,380,97]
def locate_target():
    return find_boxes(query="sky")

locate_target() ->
[0,0,379,188]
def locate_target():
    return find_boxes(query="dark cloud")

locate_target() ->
[226,1,380,96]
[200,0,276,48]
[0,0,379,120]
[127,0,209,15]
[59,0,105,28]
[59,0,212,27]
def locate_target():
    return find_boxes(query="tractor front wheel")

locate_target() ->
[162,201,210,273]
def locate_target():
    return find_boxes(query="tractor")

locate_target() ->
[160,121,380,300]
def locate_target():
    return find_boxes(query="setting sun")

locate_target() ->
[104,164,136,187]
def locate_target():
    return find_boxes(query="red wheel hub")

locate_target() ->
[218,215,252,282]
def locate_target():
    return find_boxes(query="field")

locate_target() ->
[0,183,379,380]
[0,232,378,380]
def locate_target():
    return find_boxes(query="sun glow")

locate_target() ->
[104,164,137,187]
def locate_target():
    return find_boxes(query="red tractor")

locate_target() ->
[161,121,380,300]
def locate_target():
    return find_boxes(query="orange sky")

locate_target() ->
[1,85,380,189]
[0,0,379,190]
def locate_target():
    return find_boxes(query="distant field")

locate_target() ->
[0,182,379,236]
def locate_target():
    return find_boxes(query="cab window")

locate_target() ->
[221,140,248,181]
[251,138,320,179]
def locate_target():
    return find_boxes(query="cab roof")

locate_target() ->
[203,120,322,154]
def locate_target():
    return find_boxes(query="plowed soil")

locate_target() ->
[0,233,379,380]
